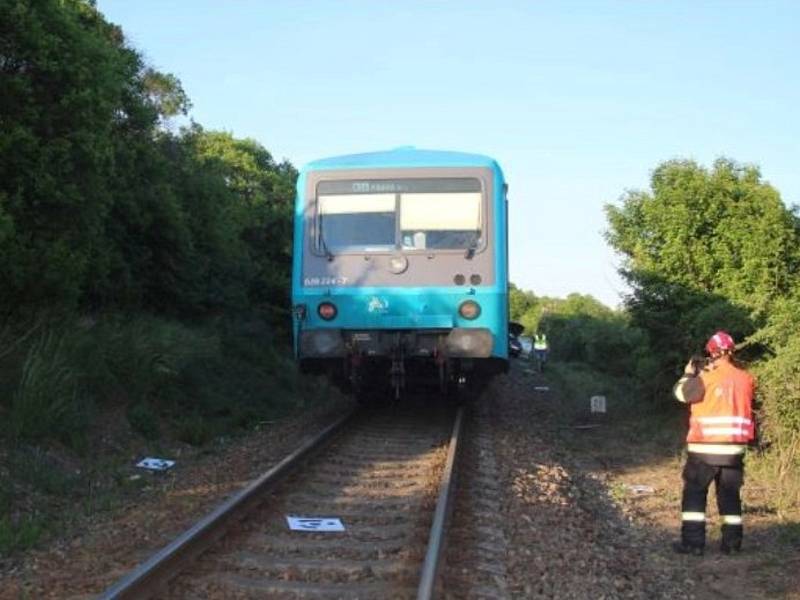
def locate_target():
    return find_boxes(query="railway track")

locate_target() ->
[100,401,464,600]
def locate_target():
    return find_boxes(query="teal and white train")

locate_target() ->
[291,147,509,400]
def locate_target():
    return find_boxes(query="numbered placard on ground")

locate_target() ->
[136,457,176,471]
[590,395,607,413]
[286,516,345,532]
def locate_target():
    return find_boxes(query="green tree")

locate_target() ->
[605,158,800,423]
[141,68,191,122]
[0,0,304,456]
[509,284,644,376]
[606,159,800,318]
[0,0,295,318]
[184,127,297,313]
[605,159,800,357]
[0,0,193,314]
[509,283,535,322]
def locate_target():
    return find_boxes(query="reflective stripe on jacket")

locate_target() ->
[681,360,755,445]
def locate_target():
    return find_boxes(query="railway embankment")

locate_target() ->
[1,358,798,599]
[0,398,354,599]
[0,315,342,558]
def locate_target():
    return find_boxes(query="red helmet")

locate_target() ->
[705,331,735,356]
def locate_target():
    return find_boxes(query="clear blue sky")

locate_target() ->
[98,1,799,308]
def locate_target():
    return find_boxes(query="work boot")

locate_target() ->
[721,523,743,555]
[720,540,742,555]
[672,541,704,556]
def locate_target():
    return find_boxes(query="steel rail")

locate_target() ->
[416,405,464,600]
[98,409,356,600]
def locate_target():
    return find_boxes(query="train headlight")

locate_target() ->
[300,329,345,357]
[389,255,408,274]
[317,302,338,320]
[445,328,493,357]
[458,300,481,320]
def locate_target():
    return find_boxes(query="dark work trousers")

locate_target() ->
[681,453,744,549]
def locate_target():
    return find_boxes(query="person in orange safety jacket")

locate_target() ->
[672,330,755,556]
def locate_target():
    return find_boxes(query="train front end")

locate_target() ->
[291,148,508,400]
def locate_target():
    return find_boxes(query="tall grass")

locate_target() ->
[546,361,642,418]
[10,331,88,449]
[0,515,46,554]
[91,316,218,405]
[6,317,215,449]
[0,312,345,557]
[748,429,800,515]
[1,313,340,451]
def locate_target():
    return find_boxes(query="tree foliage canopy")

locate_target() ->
[605,158,800,433]
[0,0,296,320]
[606,159,800,317]
[509,285,645,377]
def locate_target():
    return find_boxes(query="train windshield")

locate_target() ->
[316,178,482,253]
[400,192,481,250]
[317,193,396,251]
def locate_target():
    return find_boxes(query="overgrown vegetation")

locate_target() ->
[0,0,326,555]
[605,159,800,456]
[512,157,800,513]
[3,315,314,448]
[510,288,651,380]
[1,0,297,317]
[0,2,301,426]
[0,314,339,554]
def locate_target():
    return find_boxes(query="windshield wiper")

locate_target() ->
[318,216,335,262]
[464,237,478,259]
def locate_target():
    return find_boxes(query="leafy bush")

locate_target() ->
[757,340,800,435]
[175,413,213,446]
[602,159,800,419]
[753,291,800,435]
[126,402,160,440]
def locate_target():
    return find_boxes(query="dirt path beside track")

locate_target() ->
[490,361,799,599]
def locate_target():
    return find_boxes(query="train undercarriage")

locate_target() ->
[298,328,507,401]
